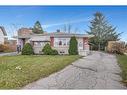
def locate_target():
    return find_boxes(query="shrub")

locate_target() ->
[68,36,78,55]
[21,43,34,55]
[111,42,125,55]
[0,44,10,52]
[42,43,58,55]
[0,44,4,52]
[42,43,52,55]
[51,49,58,55]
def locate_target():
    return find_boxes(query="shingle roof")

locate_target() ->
[17,28,94,39]
[0,26,7,36]
[29,36,50,41]
[33,32,94,38]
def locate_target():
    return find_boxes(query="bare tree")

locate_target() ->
[68,24,72,33]
[63,24,67,33]
[62,24,72,33]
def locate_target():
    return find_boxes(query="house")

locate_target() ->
[7,39,17,52]
[0,26,7,44]
[17,28,33,49]
[17,28,94,56]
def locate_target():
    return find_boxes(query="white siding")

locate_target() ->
[17,39,23,49]
[77,38,83,50]
[33,42,49,54]
[0,29,5,44]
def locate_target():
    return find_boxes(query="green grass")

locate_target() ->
[117,55,127,85]
[0,55,80,89]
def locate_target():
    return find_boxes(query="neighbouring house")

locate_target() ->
[7,39,17,52]
[0,26,17,52]
[0,26,8,44]
[17,28,94,56]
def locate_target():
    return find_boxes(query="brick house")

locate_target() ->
[17,28,94,56]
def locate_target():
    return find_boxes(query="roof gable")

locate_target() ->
[0,26,7,36]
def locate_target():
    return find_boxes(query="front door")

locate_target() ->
[22,38,25,46]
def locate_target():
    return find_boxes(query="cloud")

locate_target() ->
[42,18,89,28]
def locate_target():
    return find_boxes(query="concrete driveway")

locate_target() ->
[23,51,126,89]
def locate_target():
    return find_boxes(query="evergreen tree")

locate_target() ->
[32,21,44,34]
[86,12,121,50]
[42,43,52,55]
[68,36,78,55]
[21,43,34,55]
[42,43,58,55]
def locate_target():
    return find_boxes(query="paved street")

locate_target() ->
[23,51,126,89]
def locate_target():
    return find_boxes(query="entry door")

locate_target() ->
[22,38,25,46]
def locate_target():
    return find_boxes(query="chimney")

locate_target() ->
[56,29,60,33]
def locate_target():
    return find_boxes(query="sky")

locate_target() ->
[0,6,127,41]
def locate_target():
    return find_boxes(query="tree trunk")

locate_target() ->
[98,43,101,51]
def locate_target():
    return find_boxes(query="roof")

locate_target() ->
[18,28,33,38]
[29,36,50,41]
[33,32,94,38]
[17,28,94,39]
[0,26,7,36]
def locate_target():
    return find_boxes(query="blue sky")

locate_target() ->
[0,6,127,41]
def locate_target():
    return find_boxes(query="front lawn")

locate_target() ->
[117,55,127,85]
[0,55,79,89]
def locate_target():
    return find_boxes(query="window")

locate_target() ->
[34,42,42,46]
[67,41,70,46]
[40,42,43,46]
[59,41,62,45]
[54,38,70,47]
[79,42,83,47]
[63,39,66,46]
[34,42,38,45]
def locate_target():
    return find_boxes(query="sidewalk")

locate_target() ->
[0,52,18,56]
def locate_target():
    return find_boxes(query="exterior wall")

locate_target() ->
[7,40,17,51]
[53,37,89,56]
[53,37,70,54]
[0,29,5,44]
[50,37,54,47]
[17,33,90,56]
[30,36,50,54]
[53,47,69,54]
[79,37,90,56]
[33,41,49,54]
[18,39,23,49]
[77,38,84,50]
[83,37,89,50]
[18,38,30,49]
